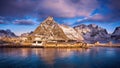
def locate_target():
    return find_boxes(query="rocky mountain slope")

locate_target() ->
[32,16,84,41]
[74,24,110,43]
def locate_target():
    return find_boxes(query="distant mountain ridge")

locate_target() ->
[74,24,111,43]
[0,29,17,38]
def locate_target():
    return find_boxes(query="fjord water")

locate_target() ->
[0,47,120,68]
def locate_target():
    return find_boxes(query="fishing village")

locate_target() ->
[0,16,119,48]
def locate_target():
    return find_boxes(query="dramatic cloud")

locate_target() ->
[36,0,99,17]
[0,16,7,24]
[0,0,120,23]
[14,19,35,25]
[0,0,120,35]
[76,14,112,23]
[0,20,5,24]
[0,0,98,18]
[87,0,120,22]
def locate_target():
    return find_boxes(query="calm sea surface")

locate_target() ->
[0,47,120,68]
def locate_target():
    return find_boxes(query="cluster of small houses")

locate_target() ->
[0,35,114,48]
[0,36,88,47]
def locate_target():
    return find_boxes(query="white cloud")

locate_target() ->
[14,19,35,25]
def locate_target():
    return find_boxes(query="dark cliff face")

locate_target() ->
[0,29,16,38]
[111,26,120,40]
[74,24,110,43]
[112,26,120,35]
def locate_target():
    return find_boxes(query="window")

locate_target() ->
[38,41,42,43]
[33,41,36,43]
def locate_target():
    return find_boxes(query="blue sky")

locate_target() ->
[0,0,120,35]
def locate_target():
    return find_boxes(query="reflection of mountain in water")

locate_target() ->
[31,48,90,65]
[0,48,119,68]
[0,48,90,65]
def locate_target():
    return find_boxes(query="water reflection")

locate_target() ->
[32,48,90,64]
[0,47,120,68]
[0,48,90,65]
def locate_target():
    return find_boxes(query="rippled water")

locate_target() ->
[0,47,120,68]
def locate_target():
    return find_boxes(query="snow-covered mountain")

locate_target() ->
[0,29,16,38]
[74,24,110,43]
[111,26,120,40]
[32,16,84,41]
[59,24,84,41]
[0,16,119,43]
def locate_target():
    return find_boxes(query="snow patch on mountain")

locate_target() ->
[59,24,84,40]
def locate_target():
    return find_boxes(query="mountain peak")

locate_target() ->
[88,24,98,28]
[33,16,69,41]
[41,16,56,25]
[46,16,54,21]
[32,16,84,41]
